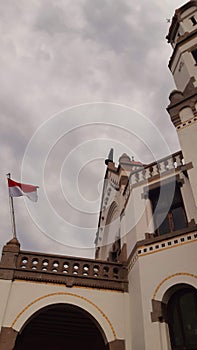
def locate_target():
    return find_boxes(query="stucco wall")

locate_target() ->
[128,239,197,350]
[0,281,129,346]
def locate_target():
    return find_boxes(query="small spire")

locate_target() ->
[108,148,114,162]
[132,156,134,161]
[105,148,114,165]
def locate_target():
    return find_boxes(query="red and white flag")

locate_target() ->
[8,178,39,202]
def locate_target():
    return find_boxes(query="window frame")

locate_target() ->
[148,179,187,236]
[190,15,197,26]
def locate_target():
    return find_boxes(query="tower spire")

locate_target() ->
[105,148,114,165]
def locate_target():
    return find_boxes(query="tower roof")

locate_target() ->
[119,153,143,167]
[119,153,131,164]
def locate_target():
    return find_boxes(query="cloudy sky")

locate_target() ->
[0,0,186,258]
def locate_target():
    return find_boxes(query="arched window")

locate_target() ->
[167,287,197,350]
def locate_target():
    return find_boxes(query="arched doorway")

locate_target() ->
[13,303,109,350]
[166,285,197,350]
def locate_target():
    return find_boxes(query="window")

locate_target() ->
[190,16,197,26]
[109,237,121,262]
[191,49,197,64]
[167,287,197,350]
[149,181,187,236]
[109,228,121,262]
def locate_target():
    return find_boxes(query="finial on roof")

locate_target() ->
[105,148,114,165]
[119,153,131,164]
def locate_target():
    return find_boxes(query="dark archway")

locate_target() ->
[166,285,197,350]
[13,303,109,350]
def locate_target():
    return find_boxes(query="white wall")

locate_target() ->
[178,122,197,207]
[0,280,129,346]
[129,239,197,350]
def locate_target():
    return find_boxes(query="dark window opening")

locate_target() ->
[190,16,197,26]
[167,288,197,350]
[149,181,187,236]
[192,49,197,64]
[109,227,121,262]
[109,237,121,262]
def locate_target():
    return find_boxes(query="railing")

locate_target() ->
[13,251,128,291]
[124,151,184,198]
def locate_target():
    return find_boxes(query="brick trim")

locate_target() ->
[151,299,167,323]
[108,339,125,350]
[0,327,18,350]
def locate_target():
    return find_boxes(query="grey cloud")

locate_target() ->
[35,4,67,35]
[0,0,185,257]
[82,0,131,52]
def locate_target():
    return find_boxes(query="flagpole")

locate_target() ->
[7,173,17,239]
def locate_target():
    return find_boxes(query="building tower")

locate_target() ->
[167,0,197,206]
[95,1,197,349]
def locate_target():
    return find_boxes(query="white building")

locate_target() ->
[0,1,197,349]
[95,2,197,349]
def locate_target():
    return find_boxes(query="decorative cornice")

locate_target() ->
[167,1,197,44]
[168,29,197,70]
[167,78,197,127]
[127,226,197,272]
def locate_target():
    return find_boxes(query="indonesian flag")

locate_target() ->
[8,178,39,202]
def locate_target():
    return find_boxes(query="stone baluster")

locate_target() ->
[174,153,183,167]
[152,163,159,176]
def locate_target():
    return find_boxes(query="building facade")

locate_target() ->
[0,1,197,349]
[95,2,197,349]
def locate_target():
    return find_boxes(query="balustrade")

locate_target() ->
[130,151,184,185]
[12,251,128,291]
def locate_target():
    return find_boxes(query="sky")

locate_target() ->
[0,0,186,258]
